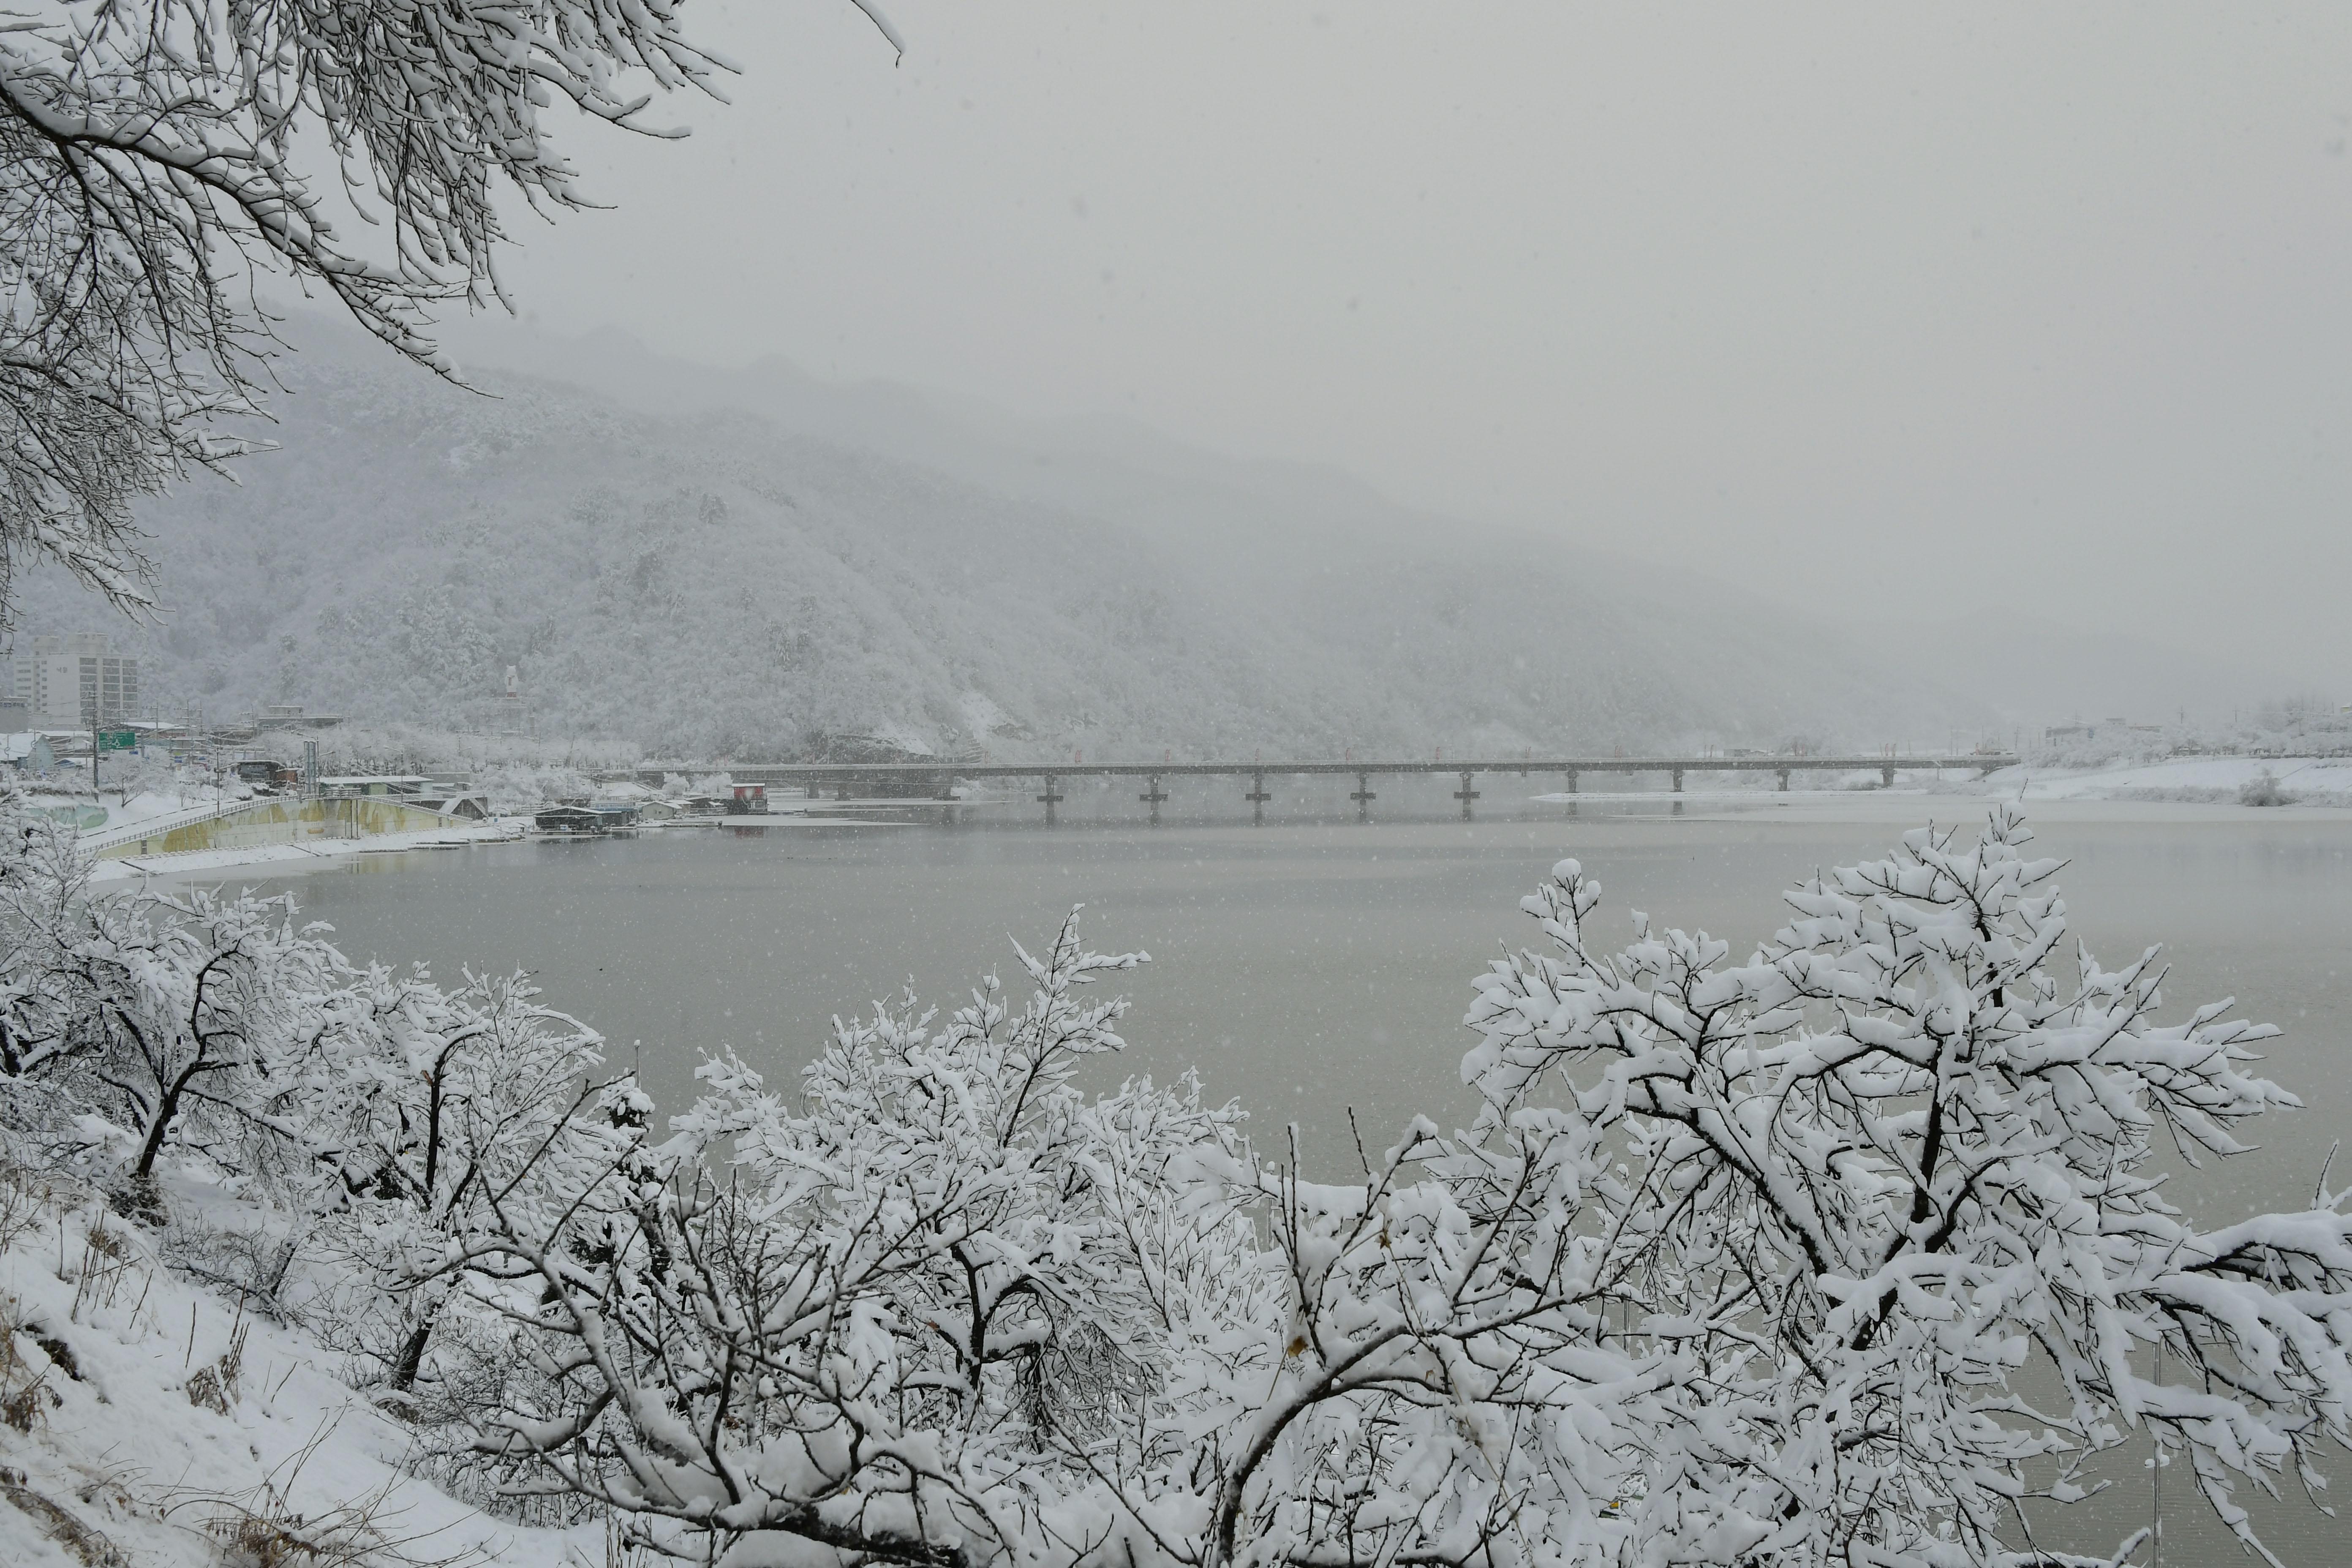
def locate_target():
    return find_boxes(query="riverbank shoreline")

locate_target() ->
[68,765,2352,886]
[86,819,523,883]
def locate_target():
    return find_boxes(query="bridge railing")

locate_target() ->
[698,754,2018,781]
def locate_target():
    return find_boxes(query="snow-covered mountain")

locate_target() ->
[11,327,2003,760]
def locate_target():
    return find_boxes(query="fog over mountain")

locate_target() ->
[441,321,2311,731]
[5,322,2288,760]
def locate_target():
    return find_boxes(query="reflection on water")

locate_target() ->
[197,800,2350,1562]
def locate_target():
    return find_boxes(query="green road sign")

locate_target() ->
[97,729,137,751]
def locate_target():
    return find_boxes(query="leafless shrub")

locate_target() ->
[0,1293,58,1433]
[186,1318,249,1415]
[69,1211,149,1324]
[397,1315,598,1529]
[0,1157,48,1254]
[0,1080,109,1191]
[161,1210,308,1326]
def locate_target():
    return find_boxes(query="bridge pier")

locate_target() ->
[1246,770,1272,826]
[708,751,2017,823]
[1454,770,1480,821]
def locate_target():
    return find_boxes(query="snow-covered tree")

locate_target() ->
[0,793,392,1208]
[15,870,386,1218]
[448,811,2352,1566]
[1462,803,2348,1565]
[321,966,612,1393]
[0,792,90,1082]
[0,0,904,621]
[438,910,1674,1565]
[435,914,1257,1562]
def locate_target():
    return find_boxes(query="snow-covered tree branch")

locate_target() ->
[0,0,738,619]
[1462,803,2345,1565]
[437,917,1663,1566]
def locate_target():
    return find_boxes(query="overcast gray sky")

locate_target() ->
[464,2,2352,679]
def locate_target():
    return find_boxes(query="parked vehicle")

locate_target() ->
[235,760,302,791]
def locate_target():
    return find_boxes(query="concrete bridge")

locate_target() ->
[646,754,2018,826]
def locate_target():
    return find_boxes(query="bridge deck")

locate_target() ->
[701,755,2014,780]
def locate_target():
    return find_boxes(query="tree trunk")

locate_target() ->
[131,1082,183,1179]
[391,1313,435,1393]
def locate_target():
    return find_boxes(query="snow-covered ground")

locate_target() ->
[1989,754,2352,803]
[1523,756,2352,810]
[0,1169,583,1568]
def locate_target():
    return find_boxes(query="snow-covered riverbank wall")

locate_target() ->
[84,795,485,861]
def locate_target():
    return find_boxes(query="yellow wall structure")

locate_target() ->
[94,796,478,859]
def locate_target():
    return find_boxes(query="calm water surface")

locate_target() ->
[188,797,2350,1561]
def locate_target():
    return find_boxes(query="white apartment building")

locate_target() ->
[8,634,139,730]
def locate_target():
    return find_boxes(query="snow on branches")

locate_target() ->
[0,0,735,618]
[0,803,2343,1568]
[441,915,1660,1566]
[367,808,2352,1567]
[437,913,1262,1565]
[1463,803,2342,1566]
[0,798,373,1199]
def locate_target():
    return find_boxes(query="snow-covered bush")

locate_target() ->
[0,793,611,1242]
[2240,770,2294,807]
[317,970,614,1396]
[422,810,2352,1567]
[430,916,1277,1561]
[0,796,369,1206]
[101,752,188,805]
[1462,803,2345,1564]
[421,917,1665,1565]
[1,803,2345,1568]
[476,762,599,816]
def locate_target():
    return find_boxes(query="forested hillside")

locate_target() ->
[10,342,1993,760]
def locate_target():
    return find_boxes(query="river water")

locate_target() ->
[189,792,2349,1561]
